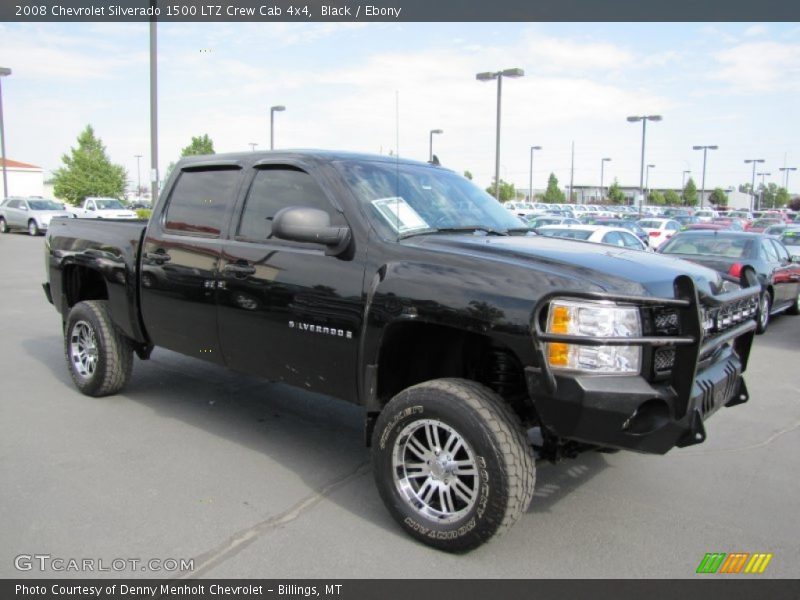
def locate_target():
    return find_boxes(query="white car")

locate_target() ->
[694,209,719,223]
[637,218,682,249]
[67,197,138,219]
[536,224,649,251]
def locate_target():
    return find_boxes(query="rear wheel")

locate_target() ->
[372,378,535,552]
[28,219,40,236]
[64,300,133,396]
[0,218,7,233]
[756,291,771,334]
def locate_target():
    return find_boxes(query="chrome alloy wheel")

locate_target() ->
[69,320,99,379]
[758,294,770,330]
[392,418,479,524]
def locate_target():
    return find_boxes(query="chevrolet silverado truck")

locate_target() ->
[43,151,760,552]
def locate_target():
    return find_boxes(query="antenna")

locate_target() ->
[395,90,400,243]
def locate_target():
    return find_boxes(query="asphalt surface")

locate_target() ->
[1,230,798,579]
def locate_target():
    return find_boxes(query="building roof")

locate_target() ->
[0,158,41,169]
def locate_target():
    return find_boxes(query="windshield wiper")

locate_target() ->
[400,226,512,239]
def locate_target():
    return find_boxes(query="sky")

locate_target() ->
[1,21,799,196]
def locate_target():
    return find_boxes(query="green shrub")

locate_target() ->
[136,208,152,220]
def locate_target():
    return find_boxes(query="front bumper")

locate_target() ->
[528,274,758,455]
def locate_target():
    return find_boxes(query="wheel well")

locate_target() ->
[375,322,536,423]
[63,265,108,308]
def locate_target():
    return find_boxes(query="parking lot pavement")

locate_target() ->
[1,231,798,579]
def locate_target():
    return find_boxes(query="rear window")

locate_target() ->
[661,236,754,258]
[538,228,592,240]
[638,220,661,229]
[164,168,240,236]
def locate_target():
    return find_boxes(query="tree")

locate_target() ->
[485,179,517,202]
[682,177,698,206]
[664,189,681,206]
[708,187,729,207]
[758,183,779,209]
[463,170,473,181]
[52,125,127,206]
[648,190,665,205]
[789,197,800,211]
[543,173,566,203]
[774,187,790,208]
[165,134,217,182]
[606,179,626,205]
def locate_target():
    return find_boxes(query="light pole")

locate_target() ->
[599,157,611,202]
[270,105,285,150]
[134,154,142,201]
[757,172,771,210]
[627,115,662,215]
[428,129,443,162]
[248,143,257,152]
[645,164,655,202]
[0,67,11,200]
[528,145,542,202]
[779,166,797,191]
[693,145,717,208]
[744,159,765,211]
[477,68,525,200]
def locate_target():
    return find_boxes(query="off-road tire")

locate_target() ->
[64,300,133,396]
[372,378,535,552]
[755,291,771,334]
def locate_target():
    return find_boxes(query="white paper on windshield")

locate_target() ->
[371,197,430,234]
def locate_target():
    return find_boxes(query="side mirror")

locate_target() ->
[272,206,351,257]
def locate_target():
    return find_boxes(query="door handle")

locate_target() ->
[144,251,171,263]
[223,263,256,276]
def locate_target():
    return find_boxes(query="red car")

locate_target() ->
[746,218,783,233]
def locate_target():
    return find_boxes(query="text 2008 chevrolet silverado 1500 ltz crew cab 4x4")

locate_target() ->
[43,151,760,552]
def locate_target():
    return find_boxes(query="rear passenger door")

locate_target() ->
[140,163,243,363]
[770,239,800,307]
[217,163,365,401]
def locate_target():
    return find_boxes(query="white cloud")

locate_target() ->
[743,25,768,38]
[519,34,634,73]
[714,42,800,92]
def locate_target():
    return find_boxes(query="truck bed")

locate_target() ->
[46,217,149,343]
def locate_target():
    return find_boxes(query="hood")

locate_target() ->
[402,233,728,298]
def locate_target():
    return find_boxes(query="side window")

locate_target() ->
[7,200,20,209]
[236,167,338,241]
[621,232,643,249]
[666,221,679,231]
[602,231,622,246]
[761,240,779,263]
[771,239,790,262]
[164,168,241,237]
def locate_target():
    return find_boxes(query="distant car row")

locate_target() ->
[0,196,142,235]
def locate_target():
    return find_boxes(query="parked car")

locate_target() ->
[779,228,800,254]
[67,197,138,219]
[0,196,73,235]
[579,217,649,245]
[674,215,700,229]
[526,216,580,231]
[536,224,649,251]
[659,231,800,332]
[694,209,719,223]
[637,218,682,249]
[746,218,783,233]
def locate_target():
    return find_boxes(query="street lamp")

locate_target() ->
[477,68,525,200]
[428,129,443,162]
[693,145,718,208]
[757,172,771,210]
[134,154,142,202]
[645,164,655,202]
[779,166,797,191]
[529,145,542,202]
[599,157,611,202]
[744,159,765,211]
[0,67,12,200]
[248,143,258,152]
[627,115,662,215]
[270,105,285,150]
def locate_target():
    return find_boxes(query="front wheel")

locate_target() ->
[64,300,133,396]
[755,292,771,334]
[28,219,40,236]
[0,218,8,233]
[372,378,535,552]
[788,289,800,316]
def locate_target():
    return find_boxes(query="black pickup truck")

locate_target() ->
[44,151,760,552]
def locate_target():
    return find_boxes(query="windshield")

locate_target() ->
[638,220,662,229]
[95,199,125,209]
[781,231,800,245]
[28,200,64,210]
[336,161,526,237]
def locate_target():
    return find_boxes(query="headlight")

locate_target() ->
[545,299,642,374]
